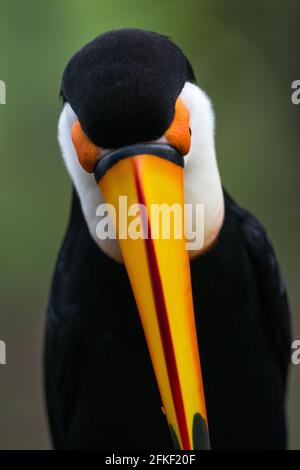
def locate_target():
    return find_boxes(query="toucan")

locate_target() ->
[45,29,291,450]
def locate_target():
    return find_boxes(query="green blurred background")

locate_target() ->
[0,0,299,449]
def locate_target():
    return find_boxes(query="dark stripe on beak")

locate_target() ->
[133,163,191,449]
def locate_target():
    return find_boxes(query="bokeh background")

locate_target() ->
[0,0,299,449]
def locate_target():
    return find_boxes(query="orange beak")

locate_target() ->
[94,144,210,450]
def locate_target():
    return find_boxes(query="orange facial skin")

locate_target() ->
[72,96,190,175]
[165,97,191,156]
[71,120,100,173]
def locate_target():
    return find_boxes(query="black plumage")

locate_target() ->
[46,29,291,449]
[45,189,291,449]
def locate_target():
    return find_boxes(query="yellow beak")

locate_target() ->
[96,144,210,450]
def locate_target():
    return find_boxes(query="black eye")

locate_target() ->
[189,127,192,136]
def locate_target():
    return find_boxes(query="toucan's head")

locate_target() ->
[58,29,224,450]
